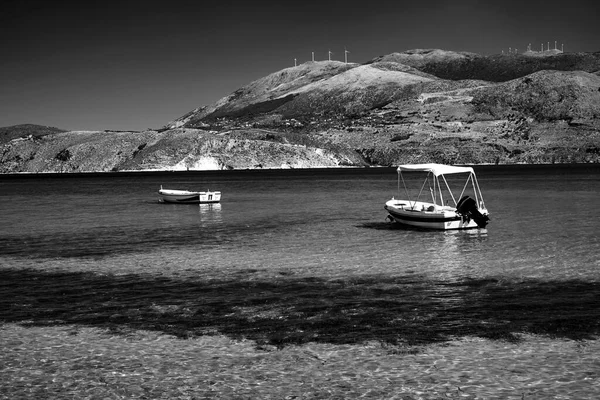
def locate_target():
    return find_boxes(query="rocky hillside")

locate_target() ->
[2,49,600,173]
[371,49,600,81]
[0,127,362,173]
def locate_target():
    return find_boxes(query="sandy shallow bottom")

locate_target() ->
[1,324,599,399]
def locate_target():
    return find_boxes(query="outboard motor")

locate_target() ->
[456,196,490,228]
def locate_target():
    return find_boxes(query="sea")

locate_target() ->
[1,165,599,282]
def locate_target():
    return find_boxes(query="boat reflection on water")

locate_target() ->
[428,229,489,279]
[198,203,222,223]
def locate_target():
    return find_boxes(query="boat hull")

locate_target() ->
[385,200,484,230]
[158,190,221,204]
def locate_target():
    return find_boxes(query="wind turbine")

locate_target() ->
[328,50,333,61]
[312,51,315,62]
[344,48,350,63]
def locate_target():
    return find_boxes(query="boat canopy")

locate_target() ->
[397,163,474,177]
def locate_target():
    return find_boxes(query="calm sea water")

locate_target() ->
[1,165,599,282]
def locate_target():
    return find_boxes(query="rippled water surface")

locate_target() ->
[1,165,599,281]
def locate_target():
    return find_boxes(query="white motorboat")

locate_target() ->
[158,186,221,204]
[384,163,489,230]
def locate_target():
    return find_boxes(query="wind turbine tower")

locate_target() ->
[312,51,315,62]
[328,50,333,61]
[344,48,349,63]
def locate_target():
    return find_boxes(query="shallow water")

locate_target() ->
[1,165,599,282]
[2,166,600,399]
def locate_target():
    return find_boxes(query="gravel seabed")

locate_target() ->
[2,324,599,399]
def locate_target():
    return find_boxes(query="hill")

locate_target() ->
[172,61,358,127]
[170,49,600,127]
[2,49,600,172]
[162,49,600,166]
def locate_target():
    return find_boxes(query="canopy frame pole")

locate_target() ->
[437,175,444,207]
[414,174,429,209]
[472,173,485,209]
[440,174,457,206]
[470,174,479,206]
[458,174,471,201]
[399,170,412,206]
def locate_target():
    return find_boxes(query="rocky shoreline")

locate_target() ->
[1,116,598,174]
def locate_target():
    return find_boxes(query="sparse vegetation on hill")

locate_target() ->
[470,70,600,121]
[2,49,600,172]
[372,49,600,82]
[0,124,66,144]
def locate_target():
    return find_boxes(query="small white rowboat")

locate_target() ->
[158,186,221,204]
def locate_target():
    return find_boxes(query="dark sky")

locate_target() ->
[1,0,598,131]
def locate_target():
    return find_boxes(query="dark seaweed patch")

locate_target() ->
[1,269,598,348]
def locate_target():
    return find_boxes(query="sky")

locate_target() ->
[1,0,599,131]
